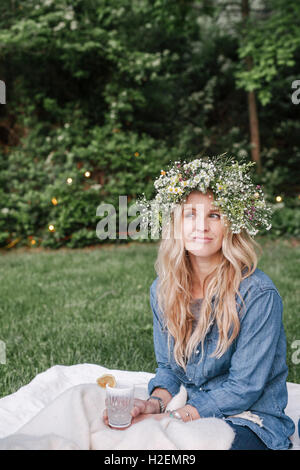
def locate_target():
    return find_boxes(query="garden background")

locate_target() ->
[0,0,299,396]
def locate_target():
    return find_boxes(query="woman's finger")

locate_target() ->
[131,398,160,417]
[102,408,109,425]
[131,404,143,418]
[131,399,148,418]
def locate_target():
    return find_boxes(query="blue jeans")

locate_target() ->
[227,422,270,450]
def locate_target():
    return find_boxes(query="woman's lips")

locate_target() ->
[192,237,213,242]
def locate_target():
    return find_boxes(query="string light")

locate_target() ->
[67,177,73,185]
[31,239,36,245]
[84,171,91,178]
[275,196,283,202]
[48,224,55,232]
[134,152,139,157]
[6,237,21,249]
[51,197,58,205]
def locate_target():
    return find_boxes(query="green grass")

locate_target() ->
[0,238,299,398]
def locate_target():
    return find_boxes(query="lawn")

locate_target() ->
[0,237,299,398]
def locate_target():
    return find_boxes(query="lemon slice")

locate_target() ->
[96,373,117,388]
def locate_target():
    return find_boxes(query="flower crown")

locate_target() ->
[137,153,273,238]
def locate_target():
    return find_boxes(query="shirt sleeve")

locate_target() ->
[147,281,182,397]
[186,288,283,418]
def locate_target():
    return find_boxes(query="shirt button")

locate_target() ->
[196,350,199,354]
[189,378,192,381]
[199,387,203,391]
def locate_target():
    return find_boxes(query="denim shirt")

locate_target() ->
[148,268,295,450]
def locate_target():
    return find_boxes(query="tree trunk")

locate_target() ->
[241,0,262,174]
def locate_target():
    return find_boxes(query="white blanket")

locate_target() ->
[0,364,299,450]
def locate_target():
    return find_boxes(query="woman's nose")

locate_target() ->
[194,214,210,231]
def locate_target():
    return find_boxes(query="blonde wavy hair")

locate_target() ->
[154,190,263,370]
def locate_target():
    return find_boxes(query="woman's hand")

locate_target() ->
[102,397,160,430]
[131,397,160,419]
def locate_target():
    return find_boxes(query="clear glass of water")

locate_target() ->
[105,383,134,429]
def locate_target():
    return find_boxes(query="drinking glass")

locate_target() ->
[105,383,134,429]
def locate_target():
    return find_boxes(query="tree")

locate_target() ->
[241,0,261,174]
[235,0,300,173]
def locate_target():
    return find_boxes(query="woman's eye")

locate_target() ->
[184,213,220,218]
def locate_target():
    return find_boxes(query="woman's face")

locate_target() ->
[182,190,225,258]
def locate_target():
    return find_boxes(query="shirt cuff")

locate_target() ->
[148,368,182,398]
[186,390,224,418]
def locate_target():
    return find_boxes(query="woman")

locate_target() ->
[103,155,295,450]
